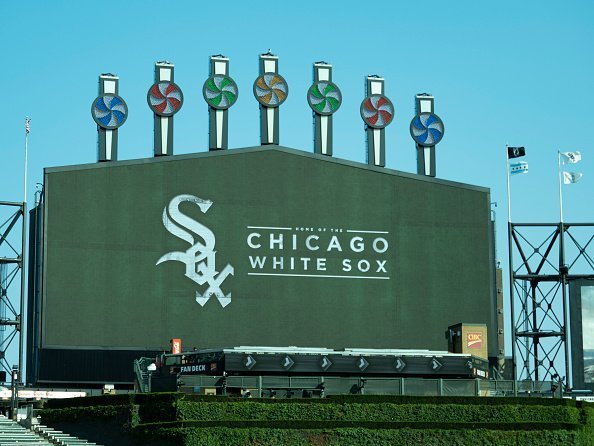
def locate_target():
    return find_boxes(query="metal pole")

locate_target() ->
[24,118,29,205]
[532,281,539,381]
[19,119,29,385]
[506,144,511,223]
[9,366,17,420]
[506,145,517,381]
[558,151,564,223]
[560,221,571,389]
[557,152,571,388]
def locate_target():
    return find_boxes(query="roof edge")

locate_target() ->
[44,145,490,193]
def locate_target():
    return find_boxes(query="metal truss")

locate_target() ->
[0,201,26,381]
[509,222,594,388]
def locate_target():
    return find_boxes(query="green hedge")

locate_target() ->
[136,420,580,431]
[41,405,130,423]
[155,427,584,446]
[175,401,581,424]
[40,393,594,446]
[182,394,578,406]
[324,394,578,406]
[45,393,134,409]
[45,392,182,409]
[44,392,580,409]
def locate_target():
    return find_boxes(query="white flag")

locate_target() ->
[563,171,583,184]
[560,151,581,164]
[510,161,528,175]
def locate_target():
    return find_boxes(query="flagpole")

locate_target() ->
[19,117,30,389]
[505,143,517,382]
[506,144,512,222]
[557,150,564,223]
[24,117,29,204]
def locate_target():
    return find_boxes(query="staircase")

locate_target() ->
[0,414,101,446]
[0,414,52,445]
[32,425,101,446]
[133,357,153,392]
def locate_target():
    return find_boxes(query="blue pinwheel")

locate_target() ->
[410,112,444,146]
[92,95,128,129]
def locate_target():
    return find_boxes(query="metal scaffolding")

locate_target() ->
[509,222,594,388]
[0,201,26,382]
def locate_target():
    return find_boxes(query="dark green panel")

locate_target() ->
[42,147,493,354]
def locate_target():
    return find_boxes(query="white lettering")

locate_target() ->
[245,227,390,278]
[373,237,388,254]
[342,259,352,272]
[270,233,283,249]
[249,256,266,269]
[317,258,327,271]
[358,259,370,272]
[327,236,342,252]
[301,258,311,270]
[350,237,364,253]
[306,235,320,251]
[181,364,207,373]
[376,260,387,273]
[247,233,261,249]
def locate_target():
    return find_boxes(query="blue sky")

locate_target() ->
[1,1,593,373]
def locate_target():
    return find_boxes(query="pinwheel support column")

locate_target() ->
[411,94,444,178]
[148,62,183,157]
[92,74,128,162]
[254,53,288,145]
[203,56,238,151]
[360,76,394,167]
[309,62,342,156]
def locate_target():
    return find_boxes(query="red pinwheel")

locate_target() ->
[360,94,394,129]
[147,82,184,117]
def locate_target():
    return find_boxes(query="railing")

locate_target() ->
[133,357,154,393]
[169,374,566,398]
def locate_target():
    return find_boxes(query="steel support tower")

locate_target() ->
[0,201,26,382]
[509,222,594,388]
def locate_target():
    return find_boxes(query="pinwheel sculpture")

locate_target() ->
[203,74,238,110]
[360,76,394,167]
[92,74,128,162]
[92,95,128,129]
[254,73,288,107]
[410,94,444,177]
[203,56,239,150]
[148,62,183,156]
[148,82,183,116]
[254,52,288,145]
[360,94,394,129]
[308,62,342,156]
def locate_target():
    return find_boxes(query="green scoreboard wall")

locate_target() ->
[32,146,495,384]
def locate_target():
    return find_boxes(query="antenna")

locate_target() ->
[92,74,128,162]
[254,53,288,145]
[360,76,394,167]
[203,55,238,151]
[308,62,342,156]
[410,94,444,177]
[147,62,183,157]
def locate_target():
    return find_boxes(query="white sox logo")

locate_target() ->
[156,194,234,308]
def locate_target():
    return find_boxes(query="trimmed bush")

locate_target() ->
[42,405,130,423]
[165,427,584,446]
[40,392,594,446]
[45,393,133,409]
[136,420,581,431]
[175,401,581,425]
